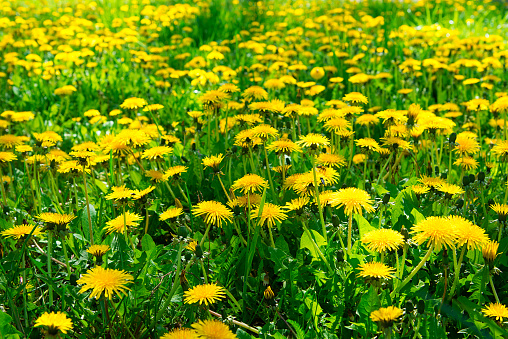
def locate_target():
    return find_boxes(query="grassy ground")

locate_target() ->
[1,0,508,338]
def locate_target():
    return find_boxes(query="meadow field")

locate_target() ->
[1,0,508,338]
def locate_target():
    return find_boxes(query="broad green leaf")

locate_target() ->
[235,328,254,339]
[300,229,326,261]
[287,319,305,339]
[94,179,108,194]
[268,247,287,272]
[141,234,156,253]
[130,170,142,186]
[411,208,425,224]
[355,214,376,237]
[0,311,22,339]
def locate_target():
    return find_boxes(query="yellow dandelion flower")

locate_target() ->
[231,174,269,194]
[184,283,226,306]
[266,139,302,155]
[166,165,187,178]
[482,303,508,321]
[343,92,368,104]
[104,212,143,234]
[160,328,199,339]
[411,185,430,195]
[361,229,404,253]
[482,240,500,263]
[1,224,43,239]
[86,245,110,258]
[436,183,465,196]
[251,203,288,227]
[449,216,488,250]
[160,206,183,221]
[297,133,330,150]
[0,151,17,162]
[34,312,73,335]
[357,262,396,279]
[411,216,458,252]
[120,97,147,110]
[36,212,76,226]
[77,266,133,299]
[142,146,173,160]
[453,157,479,171]
[192,201,233,227]
[105,185,136,202]
[202,154,225,170]
[146,170,169,183]
[490,202,508,222]
[370,306,403,326]
[355,138,381,152]
[191,320,237,339]
[331,187,375,216]
[454,134,480,156]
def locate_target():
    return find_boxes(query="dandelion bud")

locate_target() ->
[469,173,476,184]
[449,133,457,144]
[336,249,344,262]
[462,176,469,187]
[456,199,464,209]
[310,67,325,80]
[195,244,203,258]
[177,225,188,238]
[331,215,340,227]
[382,193,391,205]
[264,286,275,300]
[405,300,414,313]
[434,166,439,176]
[175,198,183,209]
[417,300,425,314]
[442,248,449,269]
[70,274,77,286]
[478,171,485,182]
[400,226,409,242]
[482,240,500,266]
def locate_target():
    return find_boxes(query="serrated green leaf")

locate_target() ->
[300,229,326,261]
[268,247,287,272]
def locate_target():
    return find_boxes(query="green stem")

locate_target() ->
[199,222,213,248]
[268,225,275,248]
[200,260,209,284]
[144,209,150,235]
[22,254,28,328]
[490,276,500,303]
[82,167,94,245]
[47,231,53,306]
[0,166,7,206]
[61,234,72,278]
[110,299,136,339]
[449,246,466,299]
[263,145,277,201]
[376,152,394,185]
[347,213,353,252]
[311,155,327,242]
[393,245,434,296]
[302,222,333,274]
[153,242,184,326]
[177,183,190,204]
